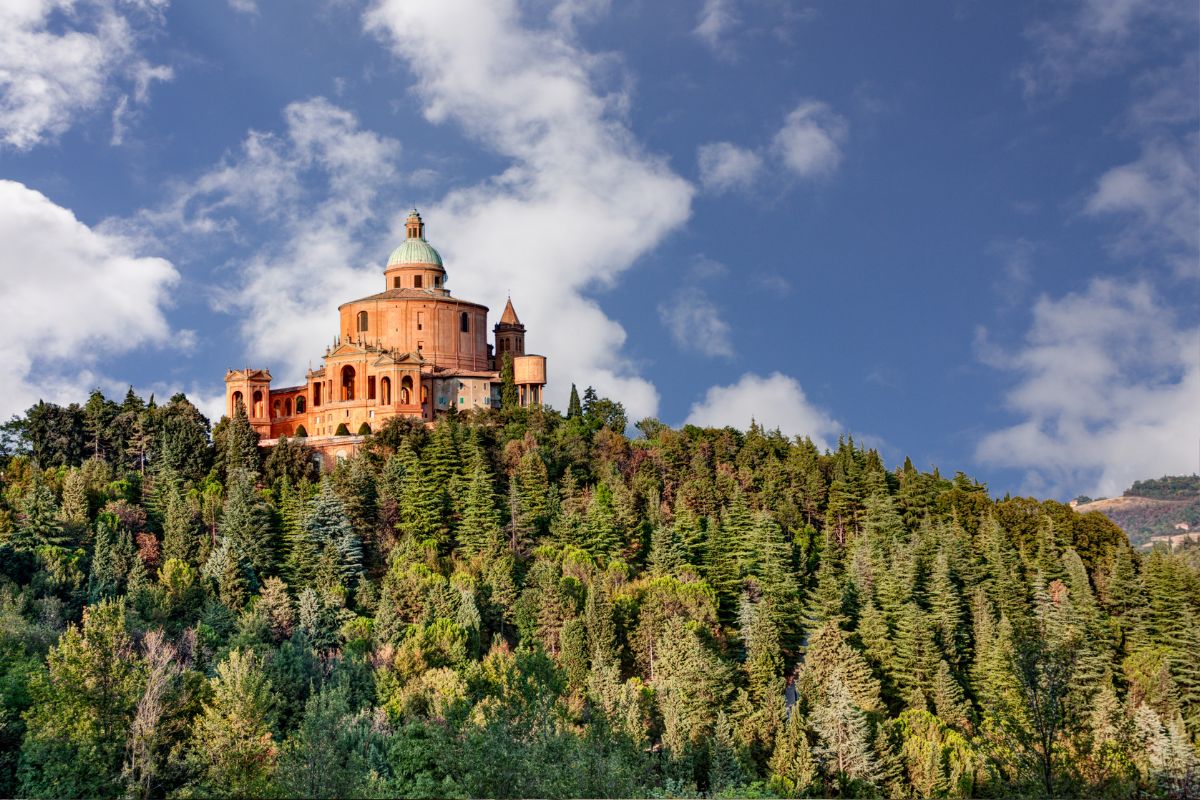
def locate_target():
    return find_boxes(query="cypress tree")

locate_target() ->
[500,353,518,410]
[567,384,582,418]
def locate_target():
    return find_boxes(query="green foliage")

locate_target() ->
[2,390,1199,799]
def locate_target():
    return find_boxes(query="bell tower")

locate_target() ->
[493,297,525,359]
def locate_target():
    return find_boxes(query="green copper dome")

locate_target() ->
[387,238,443,268]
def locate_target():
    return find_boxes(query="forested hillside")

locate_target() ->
[0,387,1198,799]
[1074,476,1200,548]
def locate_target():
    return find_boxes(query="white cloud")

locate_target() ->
[227,0,257,14]
[694,0,739,57]
[684,372,839,450]
[1085,135,1199,278]
[1018,0,1195,97]
[135,97,401,386]
[364,0,694,420]
[975,278,1200,498]
[697,141,762,194]
[0,0,171,149]
[658,286,734,358]
[772,100,847,179]
[0,180,180,418]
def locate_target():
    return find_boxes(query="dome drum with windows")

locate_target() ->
[224,210,546,464]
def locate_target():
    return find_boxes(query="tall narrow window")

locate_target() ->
[417,311,424,331]
[296,396,306,413]
[368,376,376,400]
[460,312,470,333]
[414,275,423,288]
[393,277,401,288]
[357,310,368,331]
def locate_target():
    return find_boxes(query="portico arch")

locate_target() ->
[341,365,356,401]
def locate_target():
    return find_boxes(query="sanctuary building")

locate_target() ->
[224,211,546,454]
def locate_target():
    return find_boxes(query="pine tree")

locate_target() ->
[707,711,746,794]
[18,598,144,799]
[583,482,620,559]
[647,523,682,576]
[741,596,783,706]
[304,479,363,590]
[893,601,940,709]
[456,454,502,559]
[59,468,90,530]
[811,675,880,791]
[584,582,617,667]
[12,481,65,552]
[220,471,274,585]
[186,650,278,796]
[223,401,260,479]
[769,710,817,798]
[396,442,443,547]
[162,483,201,565]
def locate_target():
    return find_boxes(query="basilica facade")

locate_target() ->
[224,211,546,453]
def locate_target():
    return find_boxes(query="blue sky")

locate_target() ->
[0,0,1197,499]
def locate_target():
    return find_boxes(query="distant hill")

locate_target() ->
[1074,474,1200,548]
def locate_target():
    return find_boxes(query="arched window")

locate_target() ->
[400,375,413,405]
[460,312,470,333]
[312,384,321,407]
[357,310,368,332]
[414,275,423,288]
[380,376,392,405]
[231,391,243,413]
[296,396,306,413]
[273,399,281,417]
[340,365,356,401]
[284,398,292,416]
[252,390,264,418]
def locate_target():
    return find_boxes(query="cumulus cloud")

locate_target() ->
[364,0,694,420]
[772,100,847,178]
[133,97,401,385]
[0,180,180,418]
[697,141,762,194]
[975,278,1200,498]
[684,372,839,450]
[0,0,171,149]
[1085,135,1199,278]
[697,101,847,194]
[658,286,734,358]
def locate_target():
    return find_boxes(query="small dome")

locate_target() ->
[387,238,443,268]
